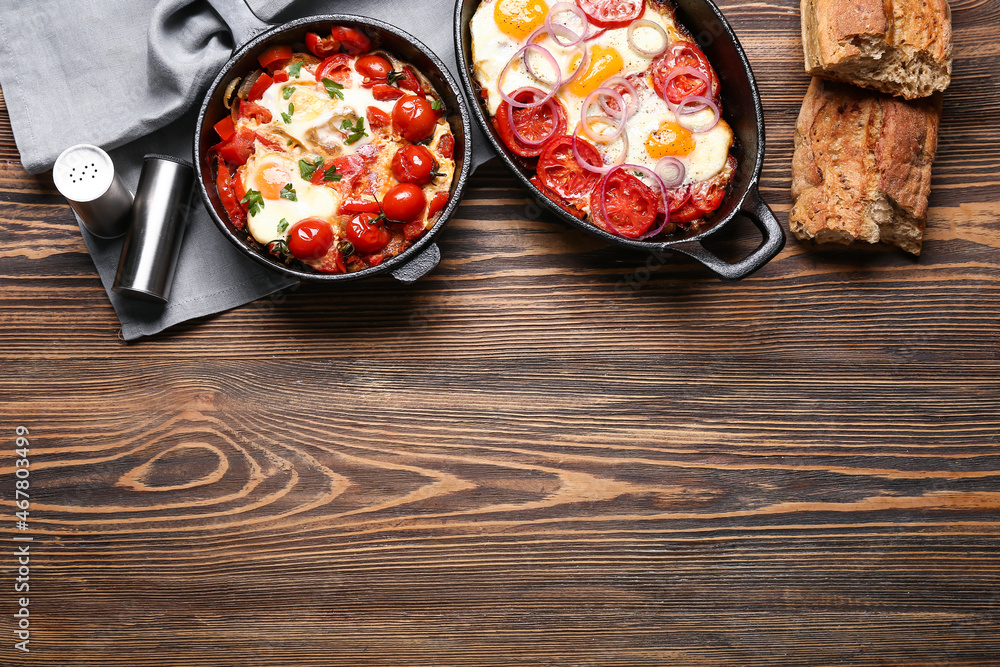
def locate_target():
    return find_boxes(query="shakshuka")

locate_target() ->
[210,25,456,273]
[470,0,736,239]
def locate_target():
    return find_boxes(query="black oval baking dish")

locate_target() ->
[454,0,783,279]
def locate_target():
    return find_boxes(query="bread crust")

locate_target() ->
[801,0,952,99]
[790,78,941,255]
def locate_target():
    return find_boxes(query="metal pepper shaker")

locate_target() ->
[112,155,195,303]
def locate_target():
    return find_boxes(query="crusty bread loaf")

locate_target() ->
[801,0,952,99]
[790,78,941,255]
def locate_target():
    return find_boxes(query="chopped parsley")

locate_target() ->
[323,163,342,182]
[288,61,306,78]
[267,239,289,257]
[386,69,406,86]
[431,99,445,111]
[276,218,289,233]
[281,103,294,124]
[298,155,324,180]
[240,189,264,216]
[340,117,368,145]
[283,86,295,100]
[322,77,344,100]
[279,183,297,201]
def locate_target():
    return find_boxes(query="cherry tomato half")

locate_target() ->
[396,67,425,96]
[392,95,437,142]
[437,133,455,159]
[391,144,435,185]
[346,212,392,253]
[258,45,292,72]
[382,183,426,223]
[577,0,644,29]
[305,32,340,58]
[367,106,391,130]
[372,84,405,101]
[287,218,334,260]
[651,41,720,105]
[592,169,658,238]
[315,54,353,85]
[331,26,372,55]
[355,54,391,84]
[495,89,567,158]
[427,192,449,219]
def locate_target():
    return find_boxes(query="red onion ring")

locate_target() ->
[545,2,589,47]
[499,46,560,109]
[654,157,685,188]
[675,95,721,133]
[520,42,562,88]
[525,25,590,84]
[627,19,669,57]
[595,164,670,239]
[572,123,627,174]
[580,87,627,142]
[598,76,639,119]
[663,66,712,114]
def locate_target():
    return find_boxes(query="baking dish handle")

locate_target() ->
[670,187,785,280]
[391,243,441,283]
[206,0,272,48]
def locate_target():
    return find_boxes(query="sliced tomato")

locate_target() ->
[258,45,292,72]
[366,105,391,130]
[401,218,427,240]
[426,191,449,220]
[216,127,257,166]
[215,158,246,229]
[315,54,353,85]
[305,32,340,58]
[314,249,347,274]
[531,176,586,219]
[255,132,284,151]
[536,135,602,211]
[372,84,405,101]
[331,26,372,55]
[671,155,736,223]
[577,0,644,29]
[247,73,273,102]
[437,133,455,159]
[652,41,720,105]
[238,100,272,124]
[272,70,289,83]
[592,169,658,238]
[495,90,567,158]
[213,116,236,141]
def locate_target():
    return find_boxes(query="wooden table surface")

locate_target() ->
[2,0,999,664]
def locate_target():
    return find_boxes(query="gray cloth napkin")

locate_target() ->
[0,0,494,340]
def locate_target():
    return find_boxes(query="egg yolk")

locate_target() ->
[494,0,549,40]
[567,45,624,98]
[645,121,696,158]
[257,162,294,200]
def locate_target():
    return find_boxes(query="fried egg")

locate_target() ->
[470,0,734,189]
[241,150,338,244]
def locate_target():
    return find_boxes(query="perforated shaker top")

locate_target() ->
[53,144,115,203]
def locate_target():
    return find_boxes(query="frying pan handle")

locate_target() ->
[391,243,441,283]
[671,187,785,280]
[206,0,272,48]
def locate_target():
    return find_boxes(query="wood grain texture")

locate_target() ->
[1,1,999,665]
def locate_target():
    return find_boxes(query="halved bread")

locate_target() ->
[790,78,941,255]
[801,0,952,99]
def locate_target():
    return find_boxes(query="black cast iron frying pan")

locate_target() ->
[195,0,472,283]
[454,0,784,280]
